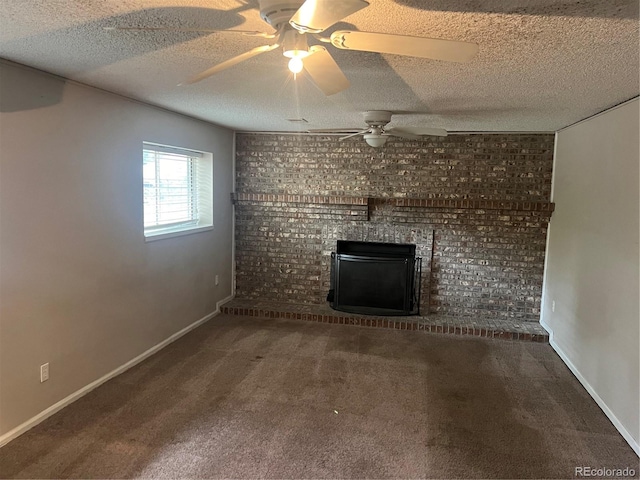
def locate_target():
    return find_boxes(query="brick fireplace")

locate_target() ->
[233,133,554,324]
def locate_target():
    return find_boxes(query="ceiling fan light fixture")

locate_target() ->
[364,134,388,148]
[288,57,304,73]
[282,28,310,58]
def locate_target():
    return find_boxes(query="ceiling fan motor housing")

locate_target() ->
[364,110,393,127]
[259,0,305,28]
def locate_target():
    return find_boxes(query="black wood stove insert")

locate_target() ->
[328,240,421,316]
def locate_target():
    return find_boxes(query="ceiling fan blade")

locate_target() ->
[302,45,350,96]
[330,31,479,63]
[385,130,419,140]
[387,126,448,137]
[307,128,362,133]
[181,44,279,85]
[290,0,369,33]
[104,26,275,38]
[339,129,370,141]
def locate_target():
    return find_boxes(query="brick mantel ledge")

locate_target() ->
[232,192,368,205]
[388,198,555,212]
[232,192,554,213]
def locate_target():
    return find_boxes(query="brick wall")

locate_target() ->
[234,134,554,321]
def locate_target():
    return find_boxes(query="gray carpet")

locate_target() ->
[1,314,638,479]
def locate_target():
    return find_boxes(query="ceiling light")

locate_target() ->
[282,29,310,59]
[364,134,388,148]
[282,28,310,74]
[288,57,304,73]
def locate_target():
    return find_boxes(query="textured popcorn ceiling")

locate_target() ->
[0,0,638,133]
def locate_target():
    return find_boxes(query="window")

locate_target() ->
[143,142,213,240]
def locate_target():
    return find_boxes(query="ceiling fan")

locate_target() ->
[310,110,448,147]
[107,0,479,96]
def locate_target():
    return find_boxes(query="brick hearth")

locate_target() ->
[221,299,549,343]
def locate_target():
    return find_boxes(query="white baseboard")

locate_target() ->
[542,322,639,457]
[0,303,230,448]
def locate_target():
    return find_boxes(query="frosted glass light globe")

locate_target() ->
[288,57,304,74]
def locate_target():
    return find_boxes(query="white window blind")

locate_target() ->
[143,143,213,239]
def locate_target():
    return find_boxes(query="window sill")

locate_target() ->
[144,224,213,242]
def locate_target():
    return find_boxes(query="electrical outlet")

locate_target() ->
[215,275,219,286]
[552,301,556,312]
[40,363,49,383]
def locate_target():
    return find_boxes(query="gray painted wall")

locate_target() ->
[0,61,235,437]
[541,98,639,453]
